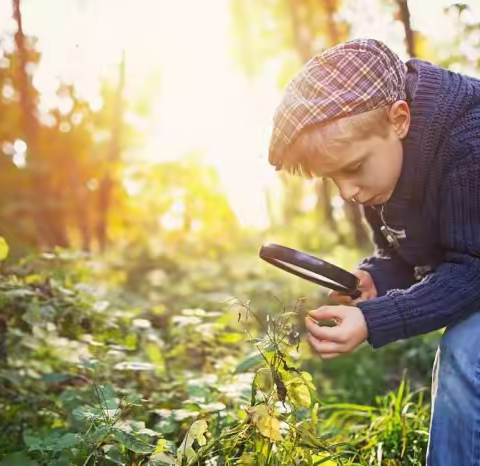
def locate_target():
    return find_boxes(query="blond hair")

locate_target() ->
[277,105,392,177]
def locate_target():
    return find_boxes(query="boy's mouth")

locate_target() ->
[362,194,383,205]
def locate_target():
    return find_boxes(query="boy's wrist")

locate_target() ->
[356,294,406,348]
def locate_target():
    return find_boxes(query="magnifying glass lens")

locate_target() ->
[259,243,359,296]
[273,259,344,287]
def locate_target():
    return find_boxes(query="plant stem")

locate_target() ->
[265,441,273,465]
[82,452,94,466]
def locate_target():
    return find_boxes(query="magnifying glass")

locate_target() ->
[259,243,361,299]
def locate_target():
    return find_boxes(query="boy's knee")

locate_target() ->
[430,314,480,465]
[437,312,480,413]
[441,311,480,373]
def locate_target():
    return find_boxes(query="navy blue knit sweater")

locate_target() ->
[356,58,480,349]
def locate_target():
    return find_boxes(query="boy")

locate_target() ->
[268,38,480,464]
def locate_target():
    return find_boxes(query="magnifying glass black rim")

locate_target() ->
[259,243,360,297]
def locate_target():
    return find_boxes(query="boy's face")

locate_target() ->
[304,102,410,206]
[307,127,403,205]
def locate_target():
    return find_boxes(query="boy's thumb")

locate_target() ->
[308,306,343,321]
[355,269,372,289]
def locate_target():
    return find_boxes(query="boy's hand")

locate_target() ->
[329,269,377,305]
[305,305,368,359]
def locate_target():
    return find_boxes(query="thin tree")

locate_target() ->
[320,0,370,248]
[287,0,342,236]
[96,51,126,252]
[12,0,56,247]
[395,0,415,57]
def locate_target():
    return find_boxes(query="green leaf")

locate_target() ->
[218,332,243,343]
[300,372,316,391]
[112,429,155,454]
[42,373,74,385]
[104,445,125,464]
[125,393,142,404]
[247,405,282,441]
[23,432,81,452]
[320,403,375,412]
[4,288,35,298]
[235,353,264,373]
[311,402,319,431]
[95,383,117,402]
[125,333,137,350]
[154,418,177,434]
[176,420,209,463]
[312,455,338,465]
[49,460,71,466]
[150,453,176,465]
[187,420,208,446]
[0,236,9,261]
[22,304,55,326]
[0,453,38,466]
[55,433,81,450]
[23,432,44,451]
[288,382,311,408]
[246,338,263,344]
[88,426,112,443]
[154,438,167,454]
[73,405,113,421]
[187,382,211,399]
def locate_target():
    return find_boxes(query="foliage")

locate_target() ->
[2,3,461,463]
[436,4,480,71]
[0,243,432,465]
[322,375,430,465]
[0,26,156,253]
[304,333,438,405]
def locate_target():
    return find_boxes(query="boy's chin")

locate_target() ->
[363,193,390,205]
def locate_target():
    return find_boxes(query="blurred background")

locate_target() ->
[1,0,479,260]
[1,0,480,463]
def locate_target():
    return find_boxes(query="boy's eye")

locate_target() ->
[343,162,362,174]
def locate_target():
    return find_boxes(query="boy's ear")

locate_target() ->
[388,100,410,139]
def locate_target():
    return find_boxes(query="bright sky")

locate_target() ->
[0,0,479,227]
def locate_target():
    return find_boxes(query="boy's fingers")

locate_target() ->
[357,274,370,289]
[328,290,353,305]
[308,306,346,321]
[307,333,342,354]
[305,317,344,343]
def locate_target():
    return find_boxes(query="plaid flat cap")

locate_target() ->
[269,38,407,167]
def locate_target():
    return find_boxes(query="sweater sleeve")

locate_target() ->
[357,161,480,349]
[357,206,416,296]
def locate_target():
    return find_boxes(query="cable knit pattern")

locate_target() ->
[356,59,480,348]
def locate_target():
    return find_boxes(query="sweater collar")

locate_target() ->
[385,59,444,207]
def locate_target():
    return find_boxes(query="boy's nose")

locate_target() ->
[335,180,360,202]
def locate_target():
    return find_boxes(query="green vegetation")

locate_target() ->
[2,0,475,463]
[0,244,436,465]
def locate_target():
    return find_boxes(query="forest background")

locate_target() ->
[1,0,479,464]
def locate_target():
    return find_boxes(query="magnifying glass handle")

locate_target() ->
[349,289,362,300]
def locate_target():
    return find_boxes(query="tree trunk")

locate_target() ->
[281,175,303,225]
[288,0,343,237]
[97,51,125,252]
[396,0,415,57]
[69,162,91,251]
[319,1,341,236]
[265,188,277,229]
[321,0,369,247]
[344,202,370,248]
[287,0,312,63]
[316,178,336,232]
[322,0,340,45]
[12,0,55,248]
